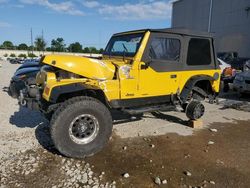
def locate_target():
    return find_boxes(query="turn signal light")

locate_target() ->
[44,86,50,95]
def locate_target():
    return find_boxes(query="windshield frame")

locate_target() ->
[103,32,145,58]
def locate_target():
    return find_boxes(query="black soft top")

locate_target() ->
[114,28,213,38]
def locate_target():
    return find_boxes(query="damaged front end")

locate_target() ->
[17,53,120,120]
[18,63,53,112]
[18,80,42,111]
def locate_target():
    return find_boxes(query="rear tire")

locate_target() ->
[186,100,205,120]
[50,96,112,158]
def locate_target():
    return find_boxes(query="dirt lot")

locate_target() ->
[0,60,250,188]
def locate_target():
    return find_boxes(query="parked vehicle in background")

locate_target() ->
[243,60,250,71]
[217,51,250,71]
[17,59,40,70]
[218,58,231,73]
[9,58,17,64]
[229,57,250,71]
[217,51,238,62]
[8,59,41,99]
[218,58,236,92]
[217,52,250,92]
[9,58,24,64]
[233,61,250,95]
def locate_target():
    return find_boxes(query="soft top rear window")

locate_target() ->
[187,38,211,66]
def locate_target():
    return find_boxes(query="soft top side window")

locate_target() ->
[187,38,211,66]
[149,37,181,61]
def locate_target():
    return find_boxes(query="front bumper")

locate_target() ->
[8,79,25,99]
[18,84,42,111]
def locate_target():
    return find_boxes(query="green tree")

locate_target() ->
[2,41,14,50]
[10,53,16,57]
[89,47,98,54]
[46,47,52,51]
[99,48,104,54]
[68,42,82,53]
[83,47,90,53]
[28,45,35,51]
[28,53,37,58]
[35,36,46,51]
[51,38,65,52]
[18,54,27,58]
[17,43,28,50]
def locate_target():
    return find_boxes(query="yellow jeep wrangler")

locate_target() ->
[19,29,220,158]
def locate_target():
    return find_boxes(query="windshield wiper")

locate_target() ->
[109,47,114,59]
[122,43,128,61]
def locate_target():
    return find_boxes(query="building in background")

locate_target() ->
[172,0,250,57]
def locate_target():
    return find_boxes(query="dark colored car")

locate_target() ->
[217,52,250,92]
[233,71,250,95]
[9,58,18,64]
[217,51,250,70]
[17,59,40,70]
[217,51,238,62]
[229,58,250,71]
[8,60,41,98]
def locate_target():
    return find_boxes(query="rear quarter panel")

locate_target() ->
[178,69,221,93]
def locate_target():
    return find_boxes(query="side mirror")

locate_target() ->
[146,53,152,65]
[141,46,153,69]
[141,56,152,70]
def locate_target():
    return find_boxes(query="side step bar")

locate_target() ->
[123,104,177,115]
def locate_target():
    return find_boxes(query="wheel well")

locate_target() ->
[180,76,215,103]
[194,80,213,96]
[56,89,107,106]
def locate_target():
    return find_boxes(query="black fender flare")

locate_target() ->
[180,75,216,103]
[49,83,101,103]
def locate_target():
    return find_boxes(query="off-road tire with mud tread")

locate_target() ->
[50,96,113,158]
[185,100,205,120]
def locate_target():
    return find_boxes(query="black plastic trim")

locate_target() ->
[110,95,172,108]
[114,28,213,38]
[49,83,99,103]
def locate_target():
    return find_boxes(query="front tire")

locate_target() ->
[50,96,112,158]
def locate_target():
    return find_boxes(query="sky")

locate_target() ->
[0,0,173,49]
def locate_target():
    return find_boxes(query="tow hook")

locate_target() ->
[19,91,27,106]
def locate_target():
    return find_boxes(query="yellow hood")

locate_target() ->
[42,55,115,80]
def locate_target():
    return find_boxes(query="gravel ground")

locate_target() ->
[0,60,250,187]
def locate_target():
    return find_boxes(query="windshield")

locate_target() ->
[103,33,144,57]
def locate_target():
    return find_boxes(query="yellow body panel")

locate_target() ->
[43,55,115,80]
[42,79,98,101]
[139,68,220,97]
[137,64,179,97]
[99,80,120,100]
[134,31,150,62]
[38,70,120,102]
